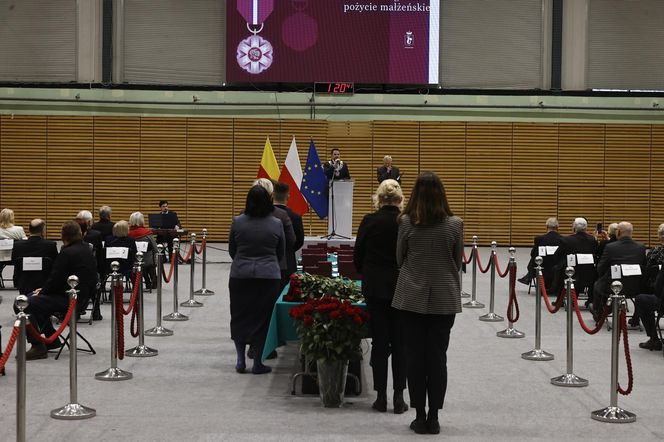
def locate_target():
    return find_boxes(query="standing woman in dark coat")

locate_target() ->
[354,179,408,414]
[391,172,463,435]
[228,186,285,374]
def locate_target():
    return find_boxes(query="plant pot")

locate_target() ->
[316,359,349,407]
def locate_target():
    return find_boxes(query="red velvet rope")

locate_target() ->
[130,301,140,338]
[571,288,611,334]
[161,252,177,283]
[462,249,473,265]
[26,297,77,344]
[0,326,20,371]
[493,254,510,278]
[475,248,491,274]
[194,238,205,255]
[120,272,142,316]
[617,310,634,396]
[507,265,520,323]
[539,274,565,314]
[178,244,194,262]
[115,283,125,359]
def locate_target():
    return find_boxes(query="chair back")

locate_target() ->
[0,238,14,262]
[13,256,53,294]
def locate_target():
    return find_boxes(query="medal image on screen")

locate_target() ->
[227,0,439,85]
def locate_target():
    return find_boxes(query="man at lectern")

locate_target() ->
[156,200,181,261]
[323,148,351,181]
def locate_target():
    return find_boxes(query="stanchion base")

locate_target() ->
[591,406,636,423]
[551,373,588,387]
[479,312,504,322]
[163,312,189,321]
[521,349,554,361]
[463,300,485,309]
[194,288,215,296]
[180,299,204,308]
[95,367,133,381]
[496,327,525,338]
[51,403,96,420]
[125,344,158,358]
[145,325,174,336]
[460,290,471,299]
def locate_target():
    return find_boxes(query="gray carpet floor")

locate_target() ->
[0,245,663,441]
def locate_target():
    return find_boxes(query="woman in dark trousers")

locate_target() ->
[354,179,408,414]
[392,172,463,435]
[228,186,285,374]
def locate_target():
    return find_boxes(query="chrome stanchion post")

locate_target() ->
[463,235,485,308]
[480,241,504,322]
[194,228,215,296]
[591,281,636,423]
[460,265,470,298]
[497,248,525,338]
[181,233,203,308]
[522,257,554,361]
[551,266,588,387]
[126,252,158,357]
[15,295,28,442]
[95,262,133,380]
[163,238,189,321]
[145,244,173,336]
[51,276,96,420]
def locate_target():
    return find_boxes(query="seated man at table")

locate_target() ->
[15,221,98,360]
[11,219,59,294]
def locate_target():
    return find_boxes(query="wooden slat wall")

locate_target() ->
[1,116,664,246]
[465,123,512,245]
[46,116,94,228]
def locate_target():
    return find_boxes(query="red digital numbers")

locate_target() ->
[317,82,354,94]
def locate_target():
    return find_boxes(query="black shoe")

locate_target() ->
[372,398,387,412]
[426,418,440,434]
[638,338,662,351]
[25,343,48,360]
[409,419,427,434]
[247,346,254,359]
[518,276,531,285]
[393,398,408,414]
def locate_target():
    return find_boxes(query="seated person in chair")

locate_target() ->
[128,211,158,289]
[634,265,664,351]
[11,219,58,294]
[91,205,114,241]
[14,221,98,360]
[105,221,137,279]
[592,221,646,321]
[518,217,562,291]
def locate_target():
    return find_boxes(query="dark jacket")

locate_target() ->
[41,240,98,305]
[376,166,401,185]
[595,236,646,298]
[354,205,400,300]
[527,230,563,287]
[274,203,304,279]
[91,219,114,241]
[84,228,105,274]
[229,214,285,280]
[105,236,137,276]
[323,160,351,180]
[11,236,59,292]
[271,206,296,270]
[551,232,598,294]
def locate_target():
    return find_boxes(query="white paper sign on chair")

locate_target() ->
[23,257,43,271]
[621,264,642,276]
[576,254,594,265]
[136,241,148,253]
[106,247,129,259]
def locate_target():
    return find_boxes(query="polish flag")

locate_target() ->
[279,137,309,216]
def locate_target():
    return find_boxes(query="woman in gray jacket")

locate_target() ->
[392,172,463,435]
[229,186,285,374]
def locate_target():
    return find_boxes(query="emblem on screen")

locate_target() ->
[237,35,274,74]
[404,31,414,49]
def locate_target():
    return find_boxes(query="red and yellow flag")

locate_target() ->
[256,137,280,180]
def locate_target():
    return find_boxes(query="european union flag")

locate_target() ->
[301,139,329,219]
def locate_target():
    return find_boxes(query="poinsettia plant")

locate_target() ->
[284,273,363,303]
[289,296,369,361]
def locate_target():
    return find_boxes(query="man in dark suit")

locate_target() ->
[634,266,664,351]
[273,181,305,291]
[76,210,104,275]
[11,219,58,293]
[518,217,563,291]
[592,221,646,319]
[15,221,98,360]
[376,155,401,185]
[91,205,114,241]
[323,148,351,181]
[156,200,182,261]
[550,218,598,302]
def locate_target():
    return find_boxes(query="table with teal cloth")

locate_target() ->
[261,282,365,361]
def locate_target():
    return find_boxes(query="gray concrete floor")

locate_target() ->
[0,245,663,441]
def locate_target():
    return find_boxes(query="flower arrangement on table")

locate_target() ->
[288,296,369,361]
[283,272,363,304]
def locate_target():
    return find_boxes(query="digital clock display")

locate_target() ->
[314,82,355,95]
